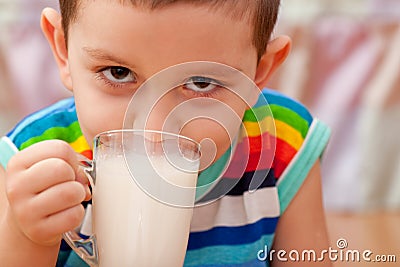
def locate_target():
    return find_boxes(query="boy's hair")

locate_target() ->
[59,0,280,60]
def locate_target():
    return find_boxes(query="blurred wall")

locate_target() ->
[0,0,71,134]
[270,0,400,212]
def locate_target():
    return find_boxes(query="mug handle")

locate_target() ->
[62,154,99,267]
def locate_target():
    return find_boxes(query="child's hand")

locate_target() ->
[4,140,91,246]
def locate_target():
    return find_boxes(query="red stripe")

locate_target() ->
[222,133,275,178]
[245,150,274,172]
[273,138,297,178]
[245,133,275,172]
[80,150,93,160]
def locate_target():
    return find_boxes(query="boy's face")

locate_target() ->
[59,1,262,162]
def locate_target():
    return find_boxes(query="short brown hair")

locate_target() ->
[59,0,280,60]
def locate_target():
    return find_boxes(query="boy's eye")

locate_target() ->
[184,76,219,94]
[102,67,136,83]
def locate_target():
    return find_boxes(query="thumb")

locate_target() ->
[75,164,92,201]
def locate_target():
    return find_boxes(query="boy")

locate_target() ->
[0,0,332,266]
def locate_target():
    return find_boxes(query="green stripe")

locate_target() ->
[243,105,272,122]
[269,104,309,138]
[20,121,83,150]
[195,146,232,202]
[243,105,309,139]
[57,250,73,267]
[64,251,89,267]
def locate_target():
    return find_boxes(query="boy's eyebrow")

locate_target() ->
[82,46,132,66]
[82,47,246,75]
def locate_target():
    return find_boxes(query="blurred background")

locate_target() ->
[270,1,400,264]
[0,0,69,135]
[271,0,400,213]
[0,0,399,264]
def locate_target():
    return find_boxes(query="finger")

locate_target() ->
[8,140,79,173]
[24,158,76,194]
[75,166,92,201]
[30,181,86,218]
[24,204,86,246]
[83,185,92,201]
[75,166,90,186]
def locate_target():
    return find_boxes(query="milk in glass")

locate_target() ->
[93,152,198,267]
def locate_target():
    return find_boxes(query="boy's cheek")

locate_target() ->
[75,95,130,142]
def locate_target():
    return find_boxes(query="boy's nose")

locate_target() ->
[123,83,181,132]
[141,91,181,132]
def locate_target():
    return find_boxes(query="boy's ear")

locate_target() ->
[41,8,73,91]
[254,35,291,89]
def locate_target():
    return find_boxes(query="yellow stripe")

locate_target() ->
[242,118,303,150]
[242,116,275,137]
[69,135,91,153]
[275,120,303,150]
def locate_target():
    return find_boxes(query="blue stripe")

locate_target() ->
[184,234,274,266]
[11,110,78,149]
[7,97,75,140]
[187,217,278,250]
[255,88,313,125]
[60,239,72,251]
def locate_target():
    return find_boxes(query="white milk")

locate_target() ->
[93,153,198,267]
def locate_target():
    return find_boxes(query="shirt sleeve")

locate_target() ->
[262,88,331,214]
[0,136,18,169]
[276,118,331,213]
[0,97,92,170]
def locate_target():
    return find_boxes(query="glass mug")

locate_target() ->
[63,130,201,267]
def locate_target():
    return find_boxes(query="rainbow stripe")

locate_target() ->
[7,97,92,159]
[195,89,313,202]
[3,89,329,267]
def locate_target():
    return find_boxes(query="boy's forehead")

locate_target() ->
[73,1,250,29]
[71,0,254,44]
[75,0,254,23]
[68,0,258,77]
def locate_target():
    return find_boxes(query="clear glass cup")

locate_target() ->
[63,129,201,267]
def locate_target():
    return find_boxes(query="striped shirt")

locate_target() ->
[0,88,330,267]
